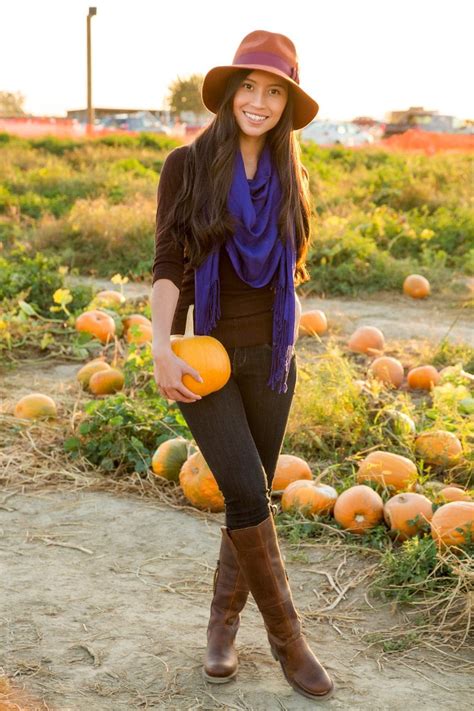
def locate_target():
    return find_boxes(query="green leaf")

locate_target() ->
[64,437,81,452]
[18,299,37,316]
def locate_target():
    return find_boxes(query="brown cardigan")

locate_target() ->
[152,145,277,348]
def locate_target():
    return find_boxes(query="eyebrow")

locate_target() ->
[244,78,287,89]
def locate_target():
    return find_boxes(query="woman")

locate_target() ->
[151,30,334,701]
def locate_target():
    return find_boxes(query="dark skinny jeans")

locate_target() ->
[176,343,297,530]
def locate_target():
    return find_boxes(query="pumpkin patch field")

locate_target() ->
[0,134,473,709]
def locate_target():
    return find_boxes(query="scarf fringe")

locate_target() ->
[196,276,221,335]
[267,280,293,394]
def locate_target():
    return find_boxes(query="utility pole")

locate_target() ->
[86,7,97,135]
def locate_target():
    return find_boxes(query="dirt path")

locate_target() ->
[1,488,473,711]
[67,275,473,345]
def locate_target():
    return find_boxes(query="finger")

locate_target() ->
[168,387,201,403]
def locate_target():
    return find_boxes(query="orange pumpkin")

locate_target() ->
[91,290,125,309]
[430,501,474,547]
[407,365,440,390]
[357,450,418,492]
[272,454,312,493]
[152,437,194,482]
[298,310,328,337]
[179,450,225,512]
[348,326,385,356]
[14,393,57,420]
[76,359,111,388]
[333,485,384,534]
[281,480,338,516]
[89,367,124,395]
[414,430,463,467]
[170,335,231,397]
[383,492,433,541]
[438,486,472,503]
[368,356,404,388]
[125,323,153,345]
[403,274,430,299]
[75,309,116,344]
[122,314,152,333]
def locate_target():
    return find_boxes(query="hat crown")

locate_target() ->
[233,30,300,84]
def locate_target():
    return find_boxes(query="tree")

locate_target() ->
[0,91,26,117]
[167,74,208,117]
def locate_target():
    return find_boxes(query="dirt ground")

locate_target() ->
[1,489,473,711]
[1,287,473,710]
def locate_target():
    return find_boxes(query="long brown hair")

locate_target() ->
[159,69,312,286]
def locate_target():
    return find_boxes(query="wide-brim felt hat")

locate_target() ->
[201,30,319,131]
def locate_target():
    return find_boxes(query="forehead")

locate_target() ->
[245,70,288,89]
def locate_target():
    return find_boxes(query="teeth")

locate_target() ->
[244,111,267,122]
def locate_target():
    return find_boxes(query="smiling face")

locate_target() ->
[232,69,289,139]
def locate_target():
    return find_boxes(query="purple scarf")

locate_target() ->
[194,143,296,394]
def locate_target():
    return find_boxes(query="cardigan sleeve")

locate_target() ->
[151,146,188,289]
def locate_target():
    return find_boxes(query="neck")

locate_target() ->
[238,132,266,164]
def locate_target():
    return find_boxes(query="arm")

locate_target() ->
[150,149,203,403]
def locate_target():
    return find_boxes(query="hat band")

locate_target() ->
[233,51,299,84]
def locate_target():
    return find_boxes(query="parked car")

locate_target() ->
[98,111,171,135]
[301,120,374,147]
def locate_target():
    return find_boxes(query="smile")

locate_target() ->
[243,111,268,123]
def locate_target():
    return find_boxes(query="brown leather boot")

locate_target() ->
[225,516,334,700]
[203,527,249,683]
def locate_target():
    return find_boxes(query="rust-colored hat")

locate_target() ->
[201,30,319,130]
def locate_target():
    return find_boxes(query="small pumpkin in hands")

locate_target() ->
[170,335,231,397]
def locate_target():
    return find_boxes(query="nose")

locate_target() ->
[249,87,267,109]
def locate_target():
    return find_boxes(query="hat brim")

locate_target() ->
[201,64,319,131]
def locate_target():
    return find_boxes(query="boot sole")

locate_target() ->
[271,647,335,701]
[202,667,238,684]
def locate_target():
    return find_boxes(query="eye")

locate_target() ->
[269,88,281,96]
[242,82,253,90]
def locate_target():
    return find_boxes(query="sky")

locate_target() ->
[1,0,473,122]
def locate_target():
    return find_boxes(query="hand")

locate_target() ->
[152,346,204,403]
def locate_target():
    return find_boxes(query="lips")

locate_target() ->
[243,111,268,123]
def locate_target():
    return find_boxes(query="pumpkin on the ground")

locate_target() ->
[75,309,116,344]
[403,274,430,299]
[333,485,384,534]
[89,367,124,395]
[90,290,125,309]
[281,480,338,516]
[170,335,231,397]
[272,454,312,493]
[77,359,111,388]
[122,314,152,332]
[414,430,463,467]
[298,310,328,337]
[125,322,153,345]
[430,501,474,547]
[368,356,404,388]
[407,365,440,390]
[356,450,418,492]
[14,393,57,420]
[152,437,195,482]
[348,326,385,356]
[438,486,472,503]
[383,492,433,541]
[179,451,225,512]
